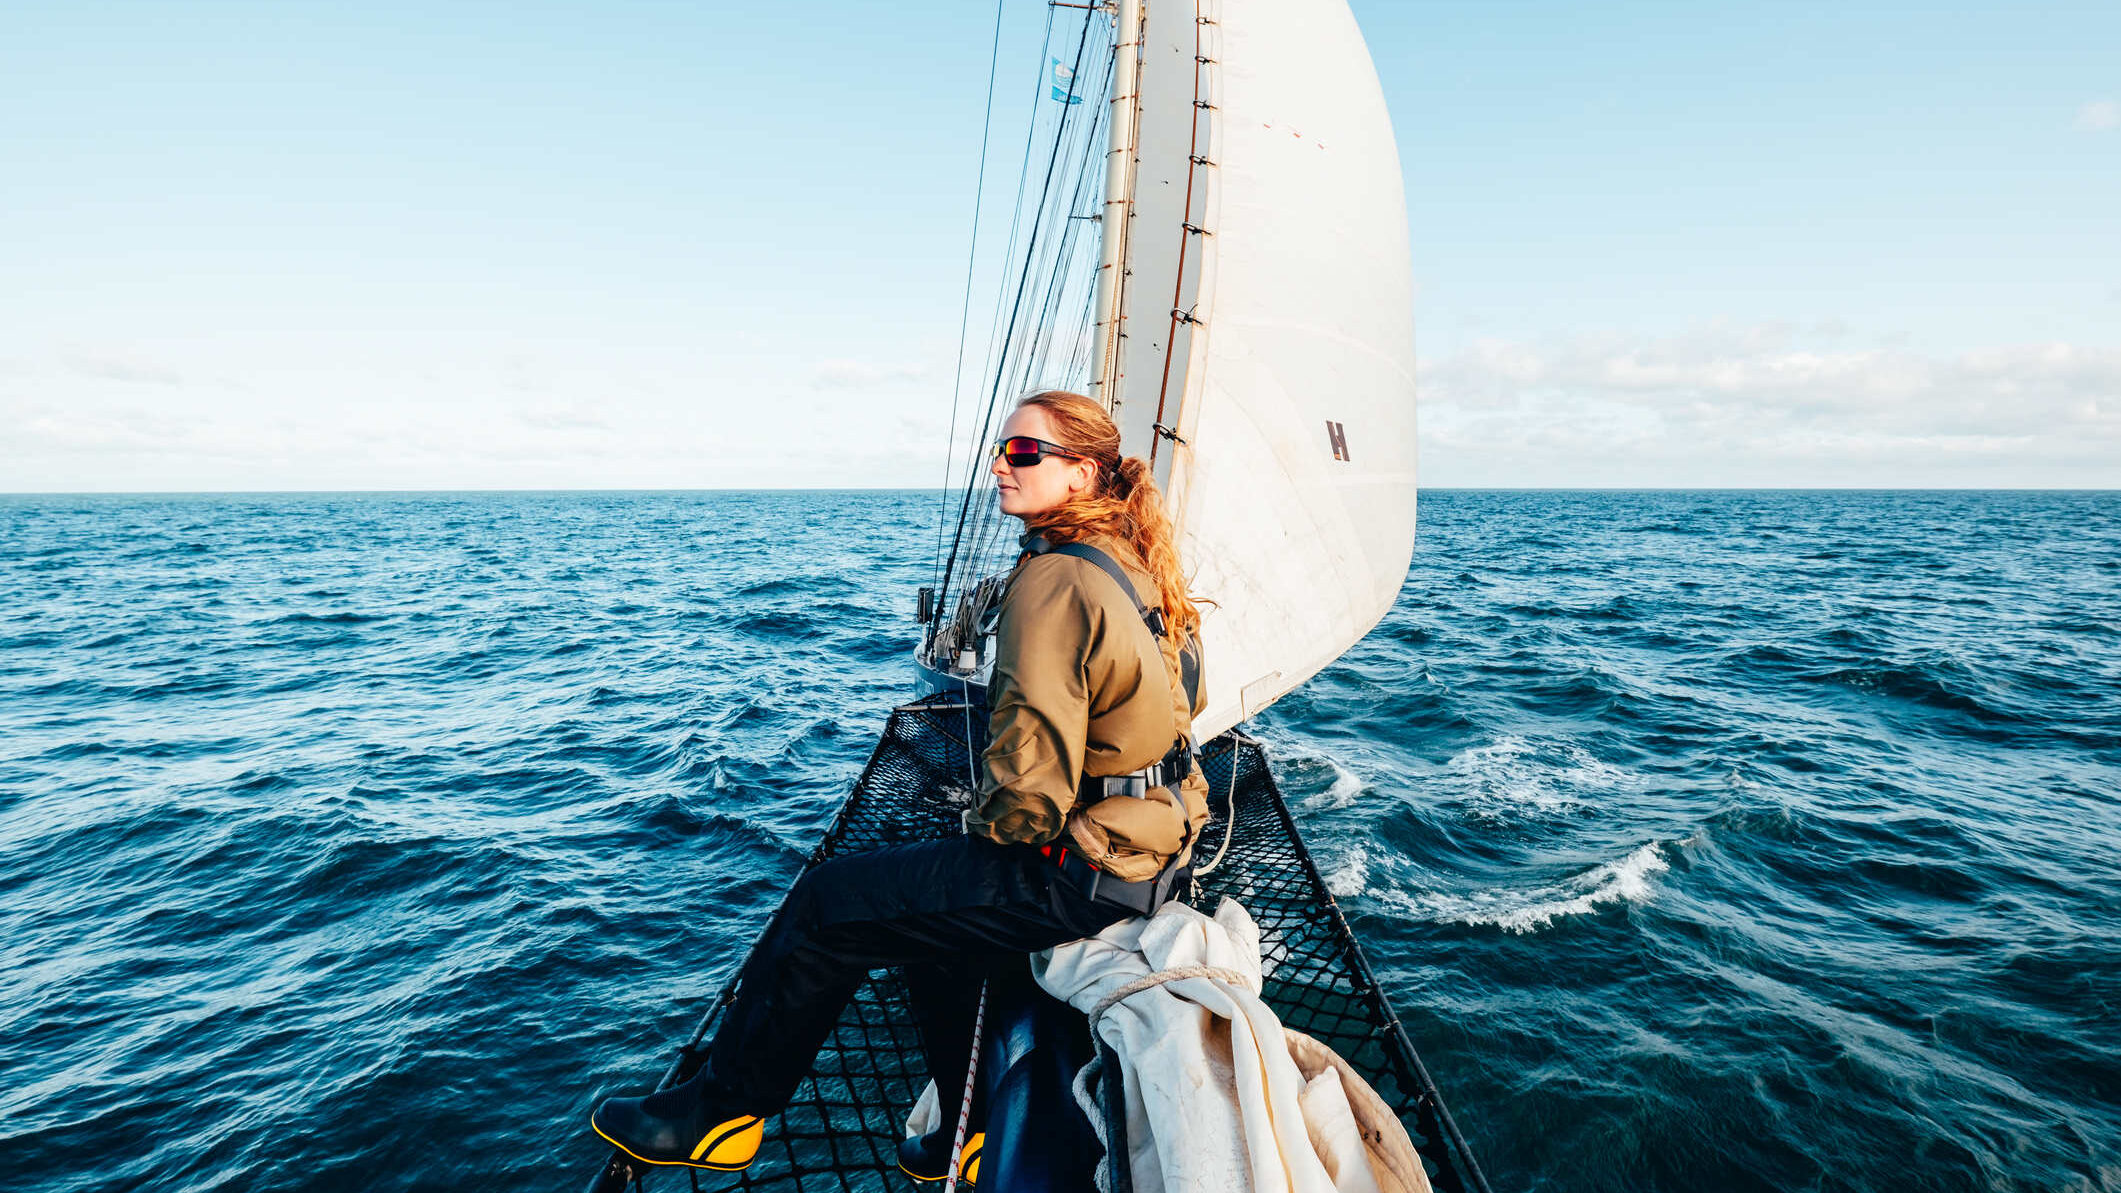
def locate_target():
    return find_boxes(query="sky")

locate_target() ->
[2,0,2116,491]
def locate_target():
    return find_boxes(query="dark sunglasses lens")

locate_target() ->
[1000,437,1046,466]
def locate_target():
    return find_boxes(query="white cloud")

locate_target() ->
[515,402,612,431]
[2077,99,2120,132]
[808,358,938,390]
[8,327,2114,491]
[1421,324,2120,487]
[0,345,964,490]
[59,348,187,387]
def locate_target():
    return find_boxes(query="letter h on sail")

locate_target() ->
[1325,420,1351,462]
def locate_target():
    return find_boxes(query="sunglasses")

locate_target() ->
[992,435,1084,467]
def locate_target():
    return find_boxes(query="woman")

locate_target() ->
[590,390,1208,1176]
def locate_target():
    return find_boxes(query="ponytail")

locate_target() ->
[1013,391,1200,637]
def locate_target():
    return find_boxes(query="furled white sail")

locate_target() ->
[1108,0,1418,740]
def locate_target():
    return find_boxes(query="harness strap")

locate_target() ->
[1041,844,1193,916]
[1079,739,1195,801]
[1021,534,1203,904]
[1036,541,1168,636]
[1024,536,1203,712]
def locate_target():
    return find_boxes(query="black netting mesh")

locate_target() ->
[586,696,1489,1193]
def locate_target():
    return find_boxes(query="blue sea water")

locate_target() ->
[2,489,2116,1193]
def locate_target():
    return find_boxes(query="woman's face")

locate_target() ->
[993,405,1097,519]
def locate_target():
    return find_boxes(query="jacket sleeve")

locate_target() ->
[964,555,1098,845]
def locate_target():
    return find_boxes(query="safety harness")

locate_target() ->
[1022,536,1203,915]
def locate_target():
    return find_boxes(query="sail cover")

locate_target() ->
[1154,0,1419,740]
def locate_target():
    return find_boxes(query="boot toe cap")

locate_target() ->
[591,1097,762,1171]
[897,1130,981,1184]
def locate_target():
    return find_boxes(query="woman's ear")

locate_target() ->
[1070,459,1096,496]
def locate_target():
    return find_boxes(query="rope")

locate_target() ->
[959,675,980,796]
[1189,734,1244,878]
[944,977,990,1193]
[1087,964,1255,1033]
[1069,1050,1110,1193]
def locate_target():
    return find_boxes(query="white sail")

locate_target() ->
[1105,0,1210,477]
[933,0,1416,731]
[1144,0,1419,740]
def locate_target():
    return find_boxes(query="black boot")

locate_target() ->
[897,1126,983,1185]
[590,1077,763,1171]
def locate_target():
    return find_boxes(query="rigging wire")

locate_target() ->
[935,7,1108,621]
[954,75,1109,594]
[933,0,1013,594]
[955,119,1109,587]
[931,2,1114,626]
[930,0,1060,612]
[964,25,1110,581]
[959,58,1112,585]
[939,0,1057,591]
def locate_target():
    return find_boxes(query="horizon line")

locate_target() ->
[5,485,2118,497]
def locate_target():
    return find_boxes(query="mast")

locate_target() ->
[1089,0,1142,411]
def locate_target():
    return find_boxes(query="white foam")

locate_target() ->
[1312,756,1366,810]
[1385,842,1670,934]
[1443,735,1636,816]
[1322,845,1369,897]
[1252,730,1368,811]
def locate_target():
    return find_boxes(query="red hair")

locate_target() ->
[1015,390,1200,637]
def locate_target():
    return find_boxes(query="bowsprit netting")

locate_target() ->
[584,696,1489,1193]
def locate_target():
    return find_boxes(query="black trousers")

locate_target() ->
[694,834,1135,1115]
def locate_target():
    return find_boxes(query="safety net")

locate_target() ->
[584,695,1490,1193]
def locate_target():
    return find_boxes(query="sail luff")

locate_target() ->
[1143,3,1210,484]
[1108,0,1209,470]
[1089,0,1142,409]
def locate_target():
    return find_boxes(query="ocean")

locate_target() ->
[2,489,2115,1192]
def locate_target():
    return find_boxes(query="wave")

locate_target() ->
[262,610,389,626]
[1323,844,1369,896]
[1440,735,1636,817]
[1386,842,1672,934]
[1283,750,1365,811]
[1244,730,1372,812]
[1818,657,2026,724]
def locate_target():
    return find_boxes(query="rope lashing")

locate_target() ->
[1087,964,1256,1033]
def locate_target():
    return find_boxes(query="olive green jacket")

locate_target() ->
[963,533,1210,881]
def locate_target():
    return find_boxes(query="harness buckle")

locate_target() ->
[1082,740,1197,802]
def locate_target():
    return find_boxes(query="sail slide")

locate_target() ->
[1138,0,1420,741]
